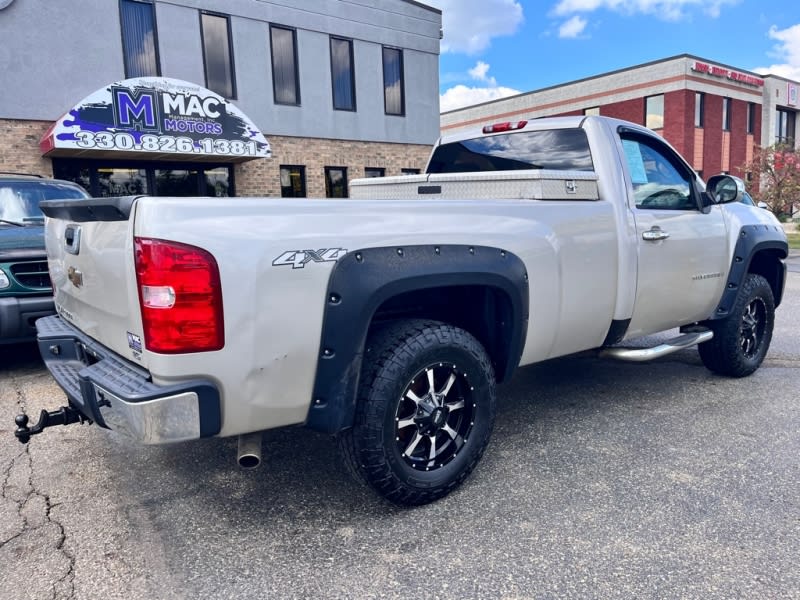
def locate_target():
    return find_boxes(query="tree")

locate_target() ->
[742,144,800,220]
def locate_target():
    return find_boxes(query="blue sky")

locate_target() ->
[426,0,800,112]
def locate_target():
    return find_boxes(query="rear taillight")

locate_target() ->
[482,120,527,134]
[134,237,224,354]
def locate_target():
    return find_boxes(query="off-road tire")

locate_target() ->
[339,320,496,506]
[699,273,775,377]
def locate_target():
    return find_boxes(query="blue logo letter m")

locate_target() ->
[112,87,158,130]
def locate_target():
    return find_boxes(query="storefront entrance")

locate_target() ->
[40,76,271,199]
[52,159,233,197]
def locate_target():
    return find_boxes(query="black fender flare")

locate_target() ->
[305,244,529,434]
[710,224,788,320]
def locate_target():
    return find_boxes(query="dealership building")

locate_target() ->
[0,0,441,198]
[441,54,799,183]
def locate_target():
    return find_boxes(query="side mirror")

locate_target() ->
[705,174,745,204]
[757,201,770,210]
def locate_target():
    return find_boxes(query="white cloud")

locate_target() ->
[426,0,524,54]
[440,85,522,112]
[468,61,497,85]
[440,61,520,112]
[559,15,588,38]
[754,23,800,81]
[552,0,738,21]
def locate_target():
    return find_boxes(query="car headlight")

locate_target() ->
[0,269,10,289]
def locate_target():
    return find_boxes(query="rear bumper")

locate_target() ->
[36,315,221,444]
[0,295,54,343]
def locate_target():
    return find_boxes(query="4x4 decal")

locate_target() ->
[272,248,348,269]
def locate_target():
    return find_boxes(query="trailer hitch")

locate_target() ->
[14,406,90,444]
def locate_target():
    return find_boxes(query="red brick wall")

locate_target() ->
[663,90,694,161]
[702,95,724,176]
[728,99,749,177]
[552,109,583,117]
[600,98,644,125]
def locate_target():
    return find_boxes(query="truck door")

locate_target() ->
[619,130,729,337]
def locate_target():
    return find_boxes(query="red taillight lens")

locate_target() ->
[134,237,224,354]
[482,120,528,134]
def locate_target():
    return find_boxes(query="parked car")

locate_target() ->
[0,173,89,344]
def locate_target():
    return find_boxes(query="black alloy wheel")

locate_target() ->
[339,320,496,506]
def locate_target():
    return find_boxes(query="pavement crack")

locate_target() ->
[47,491,76,600]
[2,377,77,599]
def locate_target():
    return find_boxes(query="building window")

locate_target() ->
[200,12,235,98]
[401,168,420,175]
[365,167,385,178]
[325,167,348,198]
[330,37,355,111]
[723,97,732,131]
[280,165,306,197]
[694,92,704,128]
[271,25,300,106]
[645,95,664,130]
[583,107,600,116]
[776,108,796,145]
[747,103,756,134]
[120,0,160,77]
[383,47,405,116]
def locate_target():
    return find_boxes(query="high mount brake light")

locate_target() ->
[482,120,528,134]
[134,237,224,354]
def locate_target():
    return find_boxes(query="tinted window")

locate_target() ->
[645,95,664,129]
[383,47,404,116]
[271,26,300,105]
[427,129,594,174]
[120,0,159,77]
[280,165,306,197]
[0,181,88,222]
[330,37,355,111]
[324,167,348,198]
[201,13,235,98]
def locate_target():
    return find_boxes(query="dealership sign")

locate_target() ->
[691,61,764,87]
[40,77,271,161]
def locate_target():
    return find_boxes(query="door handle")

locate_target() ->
[642,227,670,241]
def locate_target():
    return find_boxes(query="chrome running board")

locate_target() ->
[600,330,713,362]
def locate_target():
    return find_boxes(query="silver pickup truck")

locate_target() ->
[15,116,788,505]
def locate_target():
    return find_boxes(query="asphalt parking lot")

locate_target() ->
[1,263,799,600]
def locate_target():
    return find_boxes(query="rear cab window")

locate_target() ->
[427,128,594,174]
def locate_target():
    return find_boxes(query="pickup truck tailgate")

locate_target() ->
[41,197,140,359]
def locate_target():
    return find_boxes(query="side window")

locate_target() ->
[620,135,695,210]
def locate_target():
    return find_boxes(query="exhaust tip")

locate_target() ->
[237,432,262,469]
[238,454,261,469]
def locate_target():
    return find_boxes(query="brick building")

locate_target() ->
[0,0,441,198]
[441,55,800,183]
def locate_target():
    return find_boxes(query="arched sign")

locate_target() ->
[40,77,270,162]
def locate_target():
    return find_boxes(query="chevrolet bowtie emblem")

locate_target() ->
[67,266,83,288]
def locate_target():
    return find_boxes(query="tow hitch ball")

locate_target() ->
[14,406,90,444]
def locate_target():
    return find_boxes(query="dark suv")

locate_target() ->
[0,173,89,344]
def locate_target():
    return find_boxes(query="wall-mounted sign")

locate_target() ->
[789,83,798,107]
[40,77,270,162]
[691,61,764,87]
